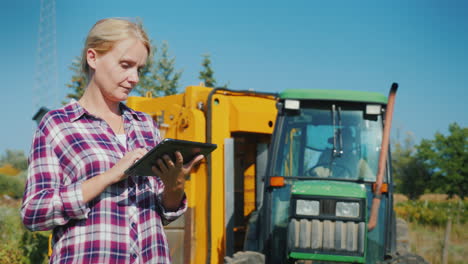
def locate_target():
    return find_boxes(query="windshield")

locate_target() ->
[273,104,384,182]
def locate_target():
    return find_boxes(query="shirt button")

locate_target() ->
[131,222,136,228]
[132,253,137,259]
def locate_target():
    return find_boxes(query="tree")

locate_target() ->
[416,123,468,199]
[64,57,87,104]
[199,54,216,87]
[198,54,228,88]
[152,41,182,96]
[133,41,158,96]
[133,41,182,97]
[392,133,432,199]
[0,149,28,171]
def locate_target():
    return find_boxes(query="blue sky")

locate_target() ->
[1,0,467,155]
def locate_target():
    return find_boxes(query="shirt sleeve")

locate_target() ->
[155,176,188,226]
[21,128,90,231]
[149,118,188,225]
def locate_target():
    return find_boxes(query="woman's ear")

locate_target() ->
[86,48,98,70]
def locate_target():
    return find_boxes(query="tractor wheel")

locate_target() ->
[224,251,265,264]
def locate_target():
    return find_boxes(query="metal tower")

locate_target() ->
[33,0,58,116]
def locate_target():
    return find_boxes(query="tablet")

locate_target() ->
[125,138,217,177]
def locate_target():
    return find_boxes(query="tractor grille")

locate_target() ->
[288,219,365,255]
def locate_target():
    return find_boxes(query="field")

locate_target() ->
[0,196,49,264]
[407,221,467,264]
[395,194,468,264]
[0,193,466,264]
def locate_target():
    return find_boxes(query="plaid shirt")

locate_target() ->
[21,101,186,264]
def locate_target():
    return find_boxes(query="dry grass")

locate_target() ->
[395,193,466,204]
[419,194,466,202]
[397,193,468,264]
[0,194,22,207]
[394,193,408,204]
[408,221,467,264]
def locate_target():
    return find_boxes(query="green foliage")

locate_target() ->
[0,162,49,264]
[0,201,49,264]
[0,148,49,263]
[0,149,28,171]
[199,54,216,87]
[20,231,50,264]
[416,123,468,199]
[132,41,182,97]
[64,57,87,104]
[0,173,26,199]
[395,199,467,226]
[392,133,432,200]
[133,41,158,96]
[198,54,228,88]
[153,41,182,96]
[0,205,27,263]
[392,123,467,200]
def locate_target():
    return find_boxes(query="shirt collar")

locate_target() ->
[120,102,142,121]
[66,99,142,122]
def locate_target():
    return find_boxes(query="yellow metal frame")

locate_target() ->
[127,86,277,264]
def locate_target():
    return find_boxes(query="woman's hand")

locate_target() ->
[81,148,147,203]
[107,148,148,184]
[152,152,204,211]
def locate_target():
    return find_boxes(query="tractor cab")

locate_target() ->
[275,99,383,182]
[251,89,397,263]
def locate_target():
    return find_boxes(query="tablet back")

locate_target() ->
[125,138,217,176]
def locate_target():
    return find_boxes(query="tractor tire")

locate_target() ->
[381,253,429,264]
[224,251,265,264]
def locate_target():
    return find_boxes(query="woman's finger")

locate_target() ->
[138,148,148,156]
[134,149,146,161]
[127,148,147,164]
[174,151,183,168]
[163,154,174,168]
[185,154,204,170]
[152,165,162,177]
[157,158,167,173]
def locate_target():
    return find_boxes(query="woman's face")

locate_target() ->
[91,38,148,102]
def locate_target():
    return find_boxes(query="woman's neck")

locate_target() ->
[79,83,121,117]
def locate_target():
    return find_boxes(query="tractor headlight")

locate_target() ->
[335,202,360,218]
[296,199,319,216]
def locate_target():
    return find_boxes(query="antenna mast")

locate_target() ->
[33,0,58,114]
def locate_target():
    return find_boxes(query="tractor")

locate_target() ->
[241,84,427,263]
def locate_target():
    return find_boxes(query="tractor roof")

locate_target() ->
[280,89,388,104]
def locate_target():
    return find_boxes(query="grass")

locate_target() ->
[396,194,468,264]
[0,196,49,264]
[1,186,466,264]
[408,221,468,264]
[0,200,25,264]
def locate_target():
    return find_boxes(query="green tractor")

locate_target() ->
[242,84,427,263]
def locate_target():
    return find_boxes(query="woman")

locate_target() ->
[21,18,202,263]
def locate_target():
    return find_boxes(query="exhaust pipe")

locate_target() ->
[368,83,398,231]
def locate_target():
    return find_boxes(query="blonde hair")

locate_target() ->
[81,18,151,76]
